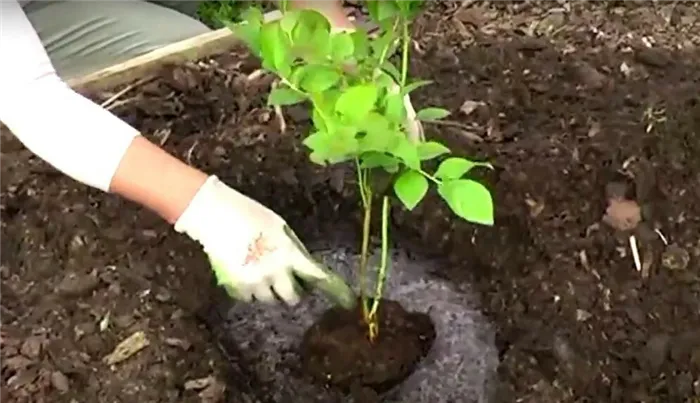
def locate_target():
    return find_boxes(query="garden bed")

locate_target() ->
[2,2,700,402]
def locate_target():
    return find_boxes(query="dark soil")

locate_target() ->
[2,2,700,403]
[300,299,435,393]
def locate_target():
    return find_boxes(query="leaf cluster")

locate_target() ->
[230,1,494,225]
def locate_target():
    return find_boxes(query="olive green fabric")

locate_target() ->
[22,1,211,80]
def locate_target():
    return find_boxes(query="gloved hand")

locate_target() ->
[174,175,356,308]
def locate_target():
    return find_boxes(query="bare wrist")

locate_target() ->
[109,136,208,224]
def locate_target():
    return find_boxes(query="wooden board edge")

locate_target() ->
[66,27,240,93]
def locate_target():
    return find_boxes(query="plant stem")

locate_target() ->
[373,19,401,81]
[366,17,412,343]
[400,19,410,87]
[355,159,368,208]
[358,174,372,321]
[419,169,442,185]
[367,195,390,341]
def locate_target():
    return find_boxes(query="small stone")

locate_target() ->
[50,371,70,393]
[661,244,690,271]
[155,289,172,302]
[575,309,592,322]
[69,235,86,251]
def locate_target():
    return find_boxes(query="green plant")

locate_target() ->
[196,0,269,29]
[228,0,494,342]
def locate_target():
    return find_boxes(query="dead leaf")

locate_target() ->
[184,376,214,391]
[588,121,601,137]
[602,198,642,231]
[460,100,484,116]
[525,197,545,218]
[486,118,503,142]
[454,6,487,28]
[103,331,150,366]
[199,378,226,403]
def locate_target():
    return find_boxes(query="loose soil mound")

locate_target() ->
[2,2,699,403]
[300,299,436,393]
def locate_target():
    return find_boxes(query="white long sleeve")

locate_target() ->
[0,0,140,192]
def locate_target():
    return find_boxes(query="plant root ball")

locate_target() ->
[300,299,436,393]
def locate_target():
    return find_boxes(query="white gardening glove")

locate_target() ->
[174,176,356,308]
[387,74,424,143]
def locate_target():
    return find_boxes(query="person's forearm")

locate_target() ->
[1,0,205,225]
[287,0,354,29]
[109,136,208,224]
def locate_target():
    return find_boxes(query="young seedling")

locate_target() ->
[229,0,494,343]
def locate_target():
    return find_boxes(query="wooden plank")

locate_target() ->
[64,7,379,94]
[66,27,240,93]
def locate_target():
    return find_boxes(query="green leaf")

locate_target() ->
[330,32,355,62]
[303,131,330,152]
[367,0,401,22]
[370,29,399,60]
[351,30,370,59]
[418,141,451,160]
[381,61,401,83]
[309,151,327,166]
[268,87,306,106]
[280,10,300,34]
[326,127,359,163]
[227,7,264,56]
[358,113,392,152]
[304,128,358,163]
[375,70,396,91]
[437,179,494,225]
[434,157,490,180]
[299,65,341,93]
[335,84,378,121]
[389,136,420,170]
[291,9,331,42]
[384,93,406,124]
[260,23,292,77]
[360,152,399,171]
[394,170,429,210]
[291,10,331,62]
[416,107,451,121]
[401,80,432,96]
[311,107,329,132]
